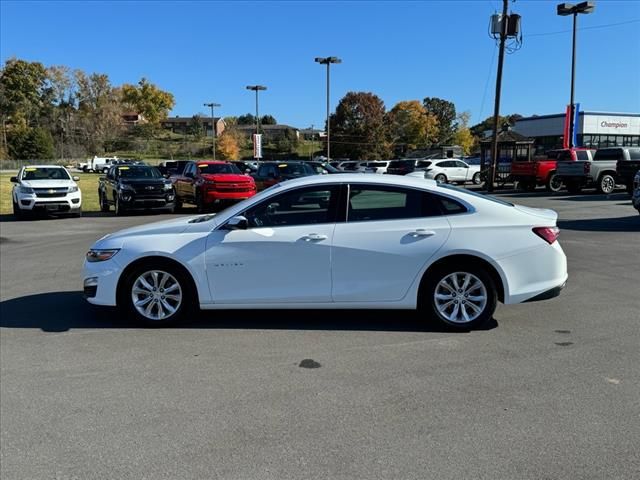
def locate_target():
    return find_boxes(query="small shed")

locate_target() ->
[480,125,534,184]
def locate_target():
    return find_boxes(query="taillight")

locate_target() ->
[533,226,560,244]
[583,163,590,174]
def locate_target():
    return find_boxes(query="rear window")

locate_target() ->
[279,163,313,175]
[629,148,640,160]
[556,151,572,161]
[438,183,514,207]
[594,149,622,161]
[416,160,433,168]
[576,150,592,161]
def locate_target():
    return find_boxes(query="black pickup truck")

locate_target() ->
[614,147,640,194]
[98,164,176,215]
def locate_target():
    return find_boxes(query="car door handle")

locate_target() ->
[302,233,328,242]
[409,229,435,238]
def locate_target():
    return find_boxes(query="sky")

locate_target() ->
[1,0,639,128]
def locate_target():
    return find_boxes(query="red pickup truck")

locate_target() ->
[172,161,257,212]
[511,148,595,192]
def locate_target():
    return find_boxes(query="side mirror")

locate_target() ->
[224,215,248,230]
[10,176,18,183]
[72,176,80,181]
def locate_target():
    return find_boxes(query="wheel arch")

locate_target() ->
[418,254,505,304]
[116,255,200,306]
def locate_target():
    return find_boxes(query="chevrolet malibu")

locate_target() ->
[83,175,568,329]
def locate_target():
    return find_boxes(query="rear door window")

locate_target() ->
[347,185,441,222]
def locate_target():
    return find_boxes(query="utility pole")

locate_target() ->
[204,102,221,160]
[246,85,267,135]
[488,0,509,193]
[315,56,341,161]
[557,2,595,148]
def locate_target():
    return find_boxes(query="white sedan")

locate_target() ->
[408,159,482,185]
[83,174,567,329]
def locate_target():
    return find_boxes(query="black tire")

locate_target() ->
[597,174,615,194]
[118,261,196,327]
[12,200,25,220]
[472,172,482,185]
[99,192,110,212]
[419,263,497,330]
[625,183,633,196]
[520,180,536,192]
[195,190,207,213]
[72,208,82,218]
[174,198,183,211]
[566,181,582,194]
[546,173,563,193]
[435,173,447,184]
[102,167,109,174]
[114,195,126,216]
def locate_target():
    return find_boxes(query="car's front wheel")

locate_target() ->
[120,263,194,326]
[472,172,482,185]
[421,266,497,330]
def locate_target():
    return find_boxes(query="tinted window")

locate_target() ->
[436,196,467,214]
[278,163,313,176]
[454,161,468,168]
[416,160,433,169]
[628,148,640,160]
[196,163,241,174]
[439,183,512,207]
[576,151,591,161]
[347,185,440,222]
[388,160,415,168]
[21,167,70,180]
[557,151,572,161]
[258,165,276,177]
[242,185,339,228]
[594,149,622,161]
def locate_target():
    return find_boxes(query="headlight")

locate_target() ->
[119,184,135,191]
[68,186,79,193]
[86,249,120,262]
[163,182,173,190]
[19,185,34,194]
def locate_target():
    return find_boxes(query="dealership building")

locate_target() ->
[513,111,640,152]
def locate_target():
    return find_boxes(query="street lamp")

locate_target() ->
[203,102,221,160]
[557,1,595,149]
[314,56,341,162]
[245,85,267,136]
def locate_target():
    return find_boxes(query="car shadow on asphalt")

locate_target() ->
[557,215,640,232]
[0,291,498,334]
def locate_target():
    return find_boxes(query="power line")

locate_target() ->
[526,18,639,37]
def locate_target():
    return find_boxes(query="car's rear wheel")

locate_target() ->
[546,173,563,192]
[435,173,447,184]
[598,174,615,194]
[472,172,482,185]
[120,263,194,327]
[421,266,497,330]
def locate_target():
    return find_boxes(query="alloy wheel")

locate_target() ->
[434,272,488,324]
[131,270,183,321]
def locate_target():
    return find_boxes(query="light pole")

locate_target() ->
[315,56,341,161]
[203,102,221,160]
[557,1,595,149]
[245,85,267,136]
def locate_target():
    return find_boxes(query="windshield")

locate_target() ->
[438,183,514,207]
[118,166,162,178]
[197,163,242,174]
[21,167,70,180]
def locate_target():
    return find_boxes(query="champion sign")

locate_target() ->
[600,121,628,129]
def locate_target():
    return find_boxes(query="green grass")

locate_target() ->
[1,172,101,215]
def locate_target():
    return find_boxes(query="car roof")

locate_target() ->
[277,173,438,190]
[22,165,66,169]
[194,161,229,164]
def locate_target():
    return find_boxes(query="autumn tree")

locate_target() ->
[387,100,439,154]
[329,92,392,160]
[451,111,476,155]
[216,130,240,160]
[121,78,175,125]
[423,97,457,146]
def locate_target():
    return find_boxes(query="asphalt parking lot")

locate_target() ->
[1,190,639,480]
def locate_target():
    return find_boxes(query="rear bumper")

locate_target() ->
[523,281,566,302]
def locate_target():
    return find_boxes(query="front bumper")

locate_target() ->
[119,192,175,210]
[16,192,82,212]
[82,258,123,306]
[203,190,256,202]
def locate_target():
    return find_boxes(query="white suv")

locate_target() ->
[11,165,82,218]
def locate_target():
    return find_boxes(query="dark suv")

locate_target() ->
[252,161,317,191]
